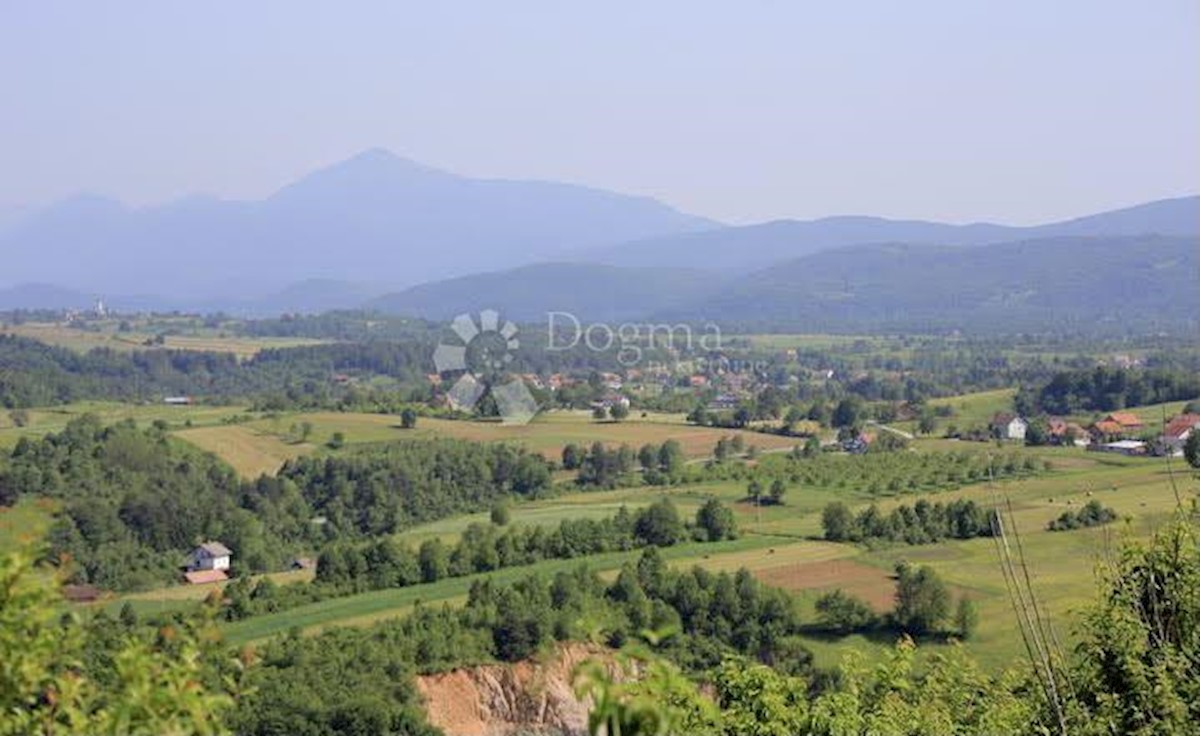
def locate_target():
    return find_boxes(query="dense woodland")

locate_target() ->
[1017,365,1200,416]
[0,418,553,590]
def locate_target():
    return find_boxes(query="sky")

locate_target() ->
[1,1,1197,225]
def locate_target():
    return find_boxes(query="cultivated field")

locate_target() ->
[241,409,801,463]
[1,321,326,358]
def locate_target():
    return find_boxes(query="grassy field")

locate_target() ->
[174,425,312,478]
[0,401,254,449]
[243,409,801,462]
[1,321,326,358]
[218,534,805,644]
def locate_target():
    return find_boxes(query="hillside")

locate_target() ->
[368,262,723,322]
[669,235,1198,333]
[365,235,1197,334]
[0,149,715,300]
[589,195,1200,272]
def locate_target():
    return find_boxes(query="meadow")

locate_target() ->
[217,443,1197,668]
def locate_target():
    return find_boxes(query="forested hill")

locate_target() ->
[367,235,1197,335]
[673,234,1196,333]
[588,195,1200,272]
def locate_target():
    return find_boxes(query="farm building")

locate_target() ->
[62,583,101,603]
[1090,440,1148,456]
[991,413,1028,441]
[163,396,193,406]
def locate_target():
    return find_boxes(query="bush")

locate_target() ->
[814,589,877,634]
[1048,500,1117,531]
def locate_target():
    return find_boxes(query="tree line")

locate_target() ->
[821,498,996,545]
[223,498,738,621]
[1016,365,1200,416]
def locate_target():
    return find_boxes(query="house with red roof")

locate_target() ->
[1162,413,1200,456]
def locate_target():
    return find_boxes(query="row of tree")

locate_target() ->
[821,498,996,545]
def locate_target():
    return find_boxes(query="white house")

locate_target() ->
[991,413,1028,442]
[188,541,232,572]
[1162,414,1200,457]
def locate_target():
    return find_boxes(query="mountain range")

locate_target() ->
[0,149,713,300]
[0,149,1196,333]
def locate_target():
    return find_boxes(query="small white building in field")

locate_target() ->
[991,413,1028,442]
[188,541,231,572]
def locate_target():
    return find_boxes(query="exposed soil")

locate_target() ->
[417,643,620,736]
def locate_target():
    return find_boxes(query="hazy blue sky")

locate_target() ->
[2,1,1197,224]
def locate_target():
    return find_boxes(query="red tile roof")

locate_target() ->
[1105,412,1143,428]
[1164,414,1200,439]
[184,570,229,585]
[1092,420,1125,436]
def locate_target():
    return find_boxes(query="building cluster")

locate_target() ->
[989,411,1200,457]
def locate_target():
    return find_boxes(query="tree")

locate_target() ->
[562,443,584,470]
[746,479,763,506]
[917,412,937,436]
[695,499,737,542]
[490,502,511,526]
[1185,431,1200,469]
[327,431,346,450]
[833,397,862,428]
[894,564,951,635]
[658,440,684,476]
[610,403,630,422]
[768,479,786,506]
[815,589,877,634]
[803,435,821,457]
[7,409,29,428]
[593,406,609,421]
[821,502,855,542]
[955,597,979,639]
[638,444,659,470]
[634,499,684,547]
[299,421,313,443]
[400,407,418,429]
[418,539,449,583]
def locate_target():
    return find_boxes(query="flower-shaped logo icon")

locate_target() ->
[432,309,538,425]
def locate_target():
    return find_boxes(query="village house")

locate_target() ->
[707,393,740,411]
[991,413,1028,442]
[163,396,193,406]
[1162,413,1200,456]
[1047,417,1090,447]
[593,392,631,411]
[1090,412,1145,442]
[184,541,232,584]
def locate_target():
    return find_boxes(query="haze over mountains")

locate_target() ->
[0,148,1196,333]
